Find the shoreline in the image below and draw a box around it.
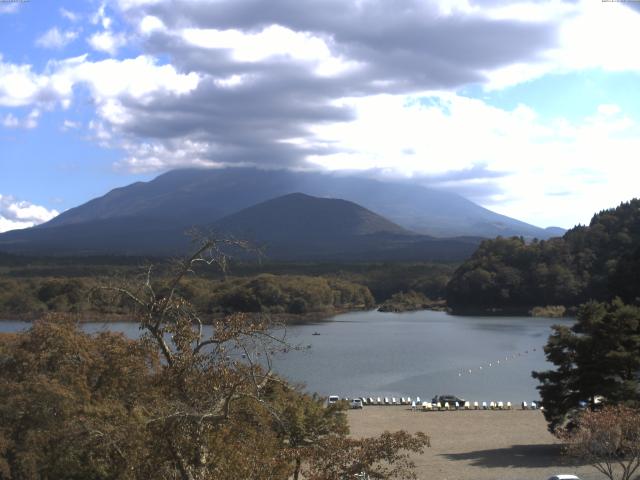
[0,304,574,324]
[0,307,368,325]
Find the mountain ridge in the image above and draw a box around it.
[0,191,482,261]
[41,167,562,239]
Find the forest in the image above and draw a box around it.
[446,199,640,313]
[0,255,454,320]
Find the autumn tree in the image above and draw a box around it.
[0,315,160,479]
[303,431,430,480]
[265,382,349,480]
[562,405,640,480]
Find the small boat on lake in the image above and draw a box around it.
[312,332,321,336]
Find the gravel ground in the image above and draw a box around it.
[347,407,602,480]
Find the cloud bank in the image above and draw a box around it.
[2,0,640,227]
[0,195,59,233]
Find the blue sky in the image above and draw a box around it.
[1,0,640,232]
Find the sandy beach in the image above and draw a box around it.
[348,407,600,480]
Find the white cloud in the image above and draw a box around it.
[0,54,199,114]
[0,195,59,233]
[68,55,200,99]
[139,15,165,35]
[117,0,163,10]
[60,7,80,22]
[62,119,81,130]
[306,92,640,228]
[0,59,60,108]
[597,104,622,116]
[181,25,357,77]
[35,27,79,49]
[92,3,110,28]
[2,113,19,128]
[114,138,215,173]
[88,30,128,55]
[557,1,640,73]
[87,3,129,55]
[2,109,40,129]
[484,0,640,89]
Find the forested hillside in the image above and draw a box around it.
[446,199,640,312]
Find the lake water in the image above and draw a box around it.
[0,310,573,404]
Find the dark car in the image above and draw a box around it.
[432,394,465,406]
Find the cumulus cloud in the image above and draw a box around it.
[0,195,59,233]
[35,27,79,49]
[88,30,128,55]
[87,3,129,55]
[0,0,572,173]
[73,0,563,172]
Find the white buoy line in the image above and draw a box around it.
[454,346,541,378]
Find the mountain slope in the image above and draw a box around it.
[0,191,482,260]
[42,168,559,239]
[215,193,411,242]
[213,193,479,261]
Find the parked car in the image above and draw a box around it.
[547,475,581,480]
[351,398,364,409]
[432,394,466,406]
[328,395,340,405]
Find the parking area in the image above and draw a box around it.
[347,407,600,480]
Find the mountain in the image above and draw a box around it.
[0,191,481,260]
[544,226,567,237]
[212,193,481,261]
[41,167,557,238]
[215,192,411,243]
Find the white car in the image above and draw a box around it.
[351,398,364,409]
[547,475,581,480]
[328,395,340,405]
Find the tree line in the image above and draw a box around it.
[0,274,375,320]
[447,199,640,312]
[0,260,456,319]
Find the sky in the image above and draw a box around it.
[1,0,640,233]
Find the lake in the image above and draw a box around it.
[0,310,573,404]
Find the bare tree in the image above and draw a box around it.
[101,237,286,480]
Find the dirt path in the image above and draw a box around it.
[347,407,600,480]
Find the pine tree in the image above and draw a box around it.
[533,299,640,432]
